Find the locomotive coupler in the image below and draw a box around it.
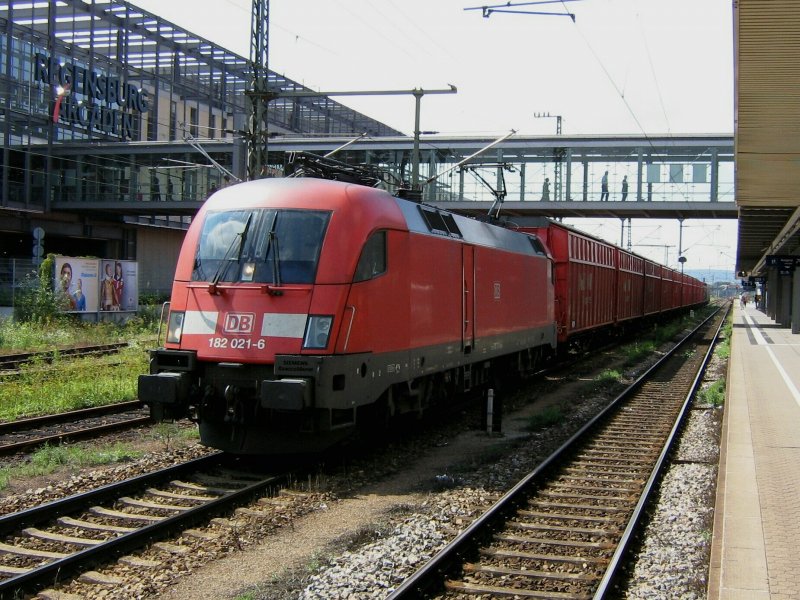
[223,384,245,424]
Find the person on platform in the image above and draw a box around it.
[600,171,609,201]
[541,177,550,201]
[621,175,629,201]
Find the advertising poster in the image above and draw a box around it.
[54,256,99,312]
[100,259,139,311]
[120,260,139,311]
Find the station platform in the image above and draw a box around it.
[709,303,800,599]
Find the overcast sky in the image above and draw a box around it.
[131,0,737,276]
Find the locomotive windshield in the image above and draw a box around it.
[192,209,331,284]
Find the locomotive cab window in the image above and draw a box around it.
[528,236,547,256]
[192,208,331,284]
[353,231,387,282]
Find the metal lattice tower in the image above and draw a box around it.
[534,112,564,201]
[247,0,270,180]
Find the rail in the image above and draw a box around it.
[0,453,286,597]
[0,342,131,372]
[0,401,151,456]
[389,304,728,598]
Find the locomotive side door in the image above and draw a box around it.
[462,245,475,352]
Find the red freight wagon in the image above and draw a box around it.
[678,272,689,308]
[661,266,676,312]
[684,273,706,307]
[643,259,661,315]
[698,277,709,304]
[672,269,683,310]
[519,220,616,343]
[616,248,645,323]
[673,269,684,309]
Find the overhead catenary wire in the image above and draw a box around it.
[464,0,580,20]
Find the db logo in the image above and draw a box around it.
[223,312,255,334]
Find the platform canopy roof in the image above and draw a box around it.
[735,0,800,275]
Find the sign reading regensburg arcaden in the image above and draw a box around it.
[34,53,149,140]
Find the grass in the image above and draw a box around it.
[715,316,733,360]
[622,340,657,365]
[0,313,159,352]
[715,336,731,360]
[526,406,564,431]
[0,442,143,491]
[615,307,716,368]
[0,345,149,421]
[698,378,725,407]
[149,422,200,451]
[651,319,687,345]
[595,369,622,385]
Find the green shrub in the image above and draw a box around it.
[699,378,725,407]
[596,369,622,385]
[139,291,170,306]
[13,270,71,324]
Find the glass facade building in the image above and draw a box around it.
[0,0,400,213]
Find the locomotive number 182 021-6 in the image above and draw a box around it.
[209,337,266,350]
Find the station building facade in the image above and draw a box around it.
[0,0,399,297]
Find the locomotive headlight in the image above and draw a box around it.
[241,261,256,282]
[166,311,185,344]
[303,315,333,349]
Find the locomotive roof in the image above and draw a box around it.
[203,177,546,258]
[395,197,544,257]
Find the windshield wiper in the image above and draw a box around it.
[208,213,253,295]
[261,211,282,288]
[269,230,281,287]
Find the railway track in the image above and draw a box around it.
[0,400,153,456]
[0,342,131,374]
[389,305,728,599]
[0,453,285,597]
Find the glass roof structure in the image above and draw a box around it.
[0,0,402,138]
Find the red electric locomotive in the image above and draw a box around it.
[139,177,557,453]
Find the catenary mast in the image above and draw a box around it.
[247,0,270,180]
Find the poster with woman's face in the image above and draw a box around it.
[100,259,139,311]
[54,257,99,312]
